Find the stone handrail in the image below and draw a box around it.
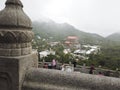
[22,68,120,90]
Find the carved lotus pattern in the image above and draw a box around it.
[0,31,33,43]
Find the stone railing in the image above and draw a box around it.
[39,62,120,78]
[22,68,120,90]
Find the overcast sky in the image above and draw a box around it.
[0,0,120,36]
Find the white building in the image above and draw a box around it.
[39,50,55,58]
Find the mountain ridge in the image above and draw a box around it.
[106,32,120,42]
[32,19,120,46]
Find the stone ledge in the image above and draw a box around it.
[22,68,120,90]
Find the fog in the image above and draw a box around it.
[0,0,120,36]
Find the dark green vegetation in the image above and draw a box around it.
[32,19,120,70]
[79,46,120,70]
[106,32,120,42]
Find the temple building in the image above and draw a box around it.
[64,36,80,49]
[0,0,120,90]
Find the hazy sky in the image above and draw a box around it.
[0,0,120,36]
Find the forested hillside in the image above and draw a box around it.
[32,20,120,70]
[106,32,120,42]
[32,20,105,45]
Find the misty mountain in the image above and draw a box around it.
[106,33,120,42]
[32,19,105,45]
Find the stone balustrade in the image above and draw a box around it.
[22,68,120,90]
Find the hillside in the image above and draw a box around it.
[32,19,105,45]
[106,32,120,42]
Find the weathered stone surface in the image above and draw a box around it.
[22,68,120,90]
[0,51,38,90]
[0,72,12,90]
[0,30,33,43]
[5,0,23,7]
[0,0,33,56]
[0,0,38,90]
[0,0,32,29]
[0,47,32,56]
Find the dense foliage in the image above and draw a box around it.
[78,46,120,70]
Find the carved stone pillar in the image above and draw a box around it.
[0,0,33,56]
[0,0,38,90]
